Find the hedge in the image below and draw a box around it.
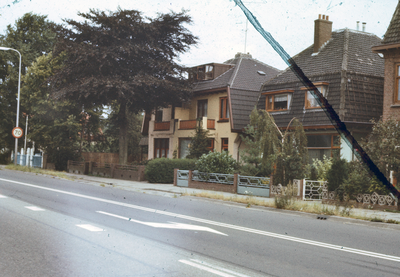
[144,158,196,183]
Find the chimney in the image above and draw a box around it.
[362,22,366,32]
[313,14,333,53]
[356,21,360,31]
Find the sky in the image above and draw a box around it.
[0,0,398,70]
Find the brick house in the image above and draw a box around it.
[372,1,400,121]
[258,15,385,162]
[141,53,280,160]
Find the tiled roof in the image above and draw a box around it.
[259,29,384,128]
[264,29,383,87]
[382,1,400,44]
[192,67,235,92]
[192,53,280,130]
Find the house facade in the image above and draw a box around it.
[372,1,400,121]
[258,15,385,163]
[142,53,280,160]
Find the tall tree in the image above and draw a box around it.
[0,13,55,159]
[49,8,197,164]
[22,53,82,170]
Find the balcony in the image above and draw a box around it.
[179,118,215,130]
[154,121,170,131]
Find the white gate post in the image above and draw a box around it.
[19,149,24,166]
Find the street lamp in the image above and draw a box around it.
[0,47,22,165]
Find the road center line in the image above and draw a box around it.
[1,177,400,263]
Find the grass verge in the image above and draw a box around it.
[4,164,74,181]
[184,190,400,224]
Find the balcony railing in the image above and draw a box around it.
[207,119,215,129]
[154,121,170,131]
[179,118,215,130]
[179,120,197,130]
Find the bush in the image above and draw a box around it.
[145,158,196,183]
[342,161,370,198]
[196,151,237,174]
[326,158,349,191]
[313,155,332,181]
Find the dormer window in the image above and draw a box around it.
[189,64,214,81]
[301,82,329,109]
[262,90,293,112]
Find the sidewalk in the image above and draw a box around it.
[63,171,400,223]
[2,165,400,224]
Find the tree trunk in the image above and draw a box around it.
[118,104,128,165]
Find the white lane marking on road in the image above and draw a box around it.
[1,177,400,263]
[189,259,250,277]
[179,259,239,277]
[25,206,45,211]
[96,211,227,236]
[0,194,7,198]
[76,224,104,232]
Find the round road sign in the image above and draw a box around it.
[12,127,23,139]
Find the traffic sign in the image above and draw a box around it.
[12,127,23,139]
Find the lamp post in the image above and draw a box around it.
[0,47,22,165]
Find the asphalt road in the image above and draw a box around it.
[1,169,400,276]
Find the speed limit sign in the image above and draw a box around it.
[12,127,23,139]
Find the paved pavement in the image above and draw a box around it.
[62,171,400,223]
[2,165,400,223]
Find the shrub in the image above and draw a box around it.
[312,155,332,181]
[196,151,237,174]
[326,158,349,191]
[342,161,370,198]
[145,158,196,183]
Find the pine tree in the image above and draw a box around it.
[186,121,210,159]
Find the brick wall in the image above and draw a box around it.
[383,52,400,121]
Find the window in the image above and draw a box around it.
[221,138,229,151]
[207,139,214,152]
[189,65,214,81]
[154,138,169,158]
[396,64,400,104]
[155,110,163,122]
[179,138,192,159]
[307,134,340,163]
[220,97,229,120]
[197,99,208,118]
[302,83,328,109]
[262,90,293,112]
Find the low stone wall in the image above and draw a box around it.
[189,179,237,193]
[113,165,145,181]
[67,161,88,175]
[68,161,146,181]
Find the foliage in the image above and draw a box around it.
[362,117,400,183]
[341,161,370,198]
[0,13,56,155]
[311,155,332,181]
[308,164,318,180]
[239,108,280,176]
[49,8,197,164]
[326,158,349,191]
[21,53,83,171]
[196,151,238,174]
[186,121,210,159]
[278,118,309,185]
[144,158,196,183]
